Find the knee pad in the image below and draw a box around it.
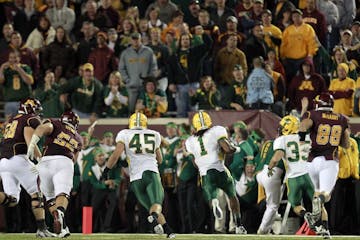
[31,192,44,209]
[1,194,18,207]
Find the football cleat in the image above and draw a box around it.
[257,228,269,235]
[315,225,331,239]
[304,212,320,231]
[147,215,164,234]
[236,225,247,234]
[36,229,56,238]
[167,233,176,238]
[211,199,223,220]
[58,226,70,238]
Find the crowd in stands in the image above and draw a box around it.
[1,0,360,235]
[1,0,360,120]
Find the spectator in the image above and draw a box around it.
[214,33,247,96]
[148,27,170,92]
[46,0,75,34]
[138,18,150,45]
[326,0,355,51]
[240,0,264,36]
[59,63,103,121]
[209,0,236,33]
[0,50,34,119]
[273,0,296,24]
[88,31,118,83]
[185,0,200,29]
[287,58,326,113]
[329,63,356,116]
[168,32,212,117]
[135,76,167,118]
[124,6,140,27]
[302,0,327,46]
[265,48,286,80]
[88,147,120,233]
[245,57,273,110]
[34,70,64,117]
[244,21,269,68]
[264,63,286,116]
[146,6,167,30]
[42,26,75,78]
[73,0,112,37]
[189,75,221,110]
[119,32,158,113]
[261,10,282,58]
[0,24,14,53]
[330,46,358,80]
[25,15,56,56]
[107,28,121,58]
[103,71,129,117]
[338,29,359,65]
[216,16,245,54]
[280,9,318,85]
[275,6,293,31]
[197,9,220,44]
[0,32,39,80]
[235,0,253,20]
[222,64,247,111]
[161,10,186,43]
[145,0,178,24]
[316,0,339,50]
[76,21,97,65]
[351,21,360,45]
[117,17,137,54]
[4,0,23,24]
[13,0,40,40]
[99,131,115,154]
[97,0,120,29]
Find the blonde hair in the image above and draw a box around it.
[109,71,124,88]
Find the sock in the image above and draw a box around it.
[322,220,328,229]
[318,194,325,204]
[162,222,173,235]
[233,212,242,226]
[57,206,65,213]
[299,210,306,218]
[36,219,46,230]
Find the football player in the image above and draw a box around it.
[267,115,314,229]
[27,111,83,238]
[299,93,350,239]
[185,110,247,234]
[0,98,55,237]
[101,112,175,238]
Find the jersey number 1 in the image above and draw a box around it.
[198,136,208,156]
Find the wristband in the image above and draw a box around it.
[299,131,306,141]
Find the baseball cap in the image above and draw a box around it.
[342,29,353,37]
[166,122,177,129]
[227,16,238,24]
[131,32,141,39]
[254,0,263,4]
[292,9,303,16]
[103,131,113,138]
[261,9,272,16]
[83,63,94,72]
[189,0,199,5]
[352,21,360,27]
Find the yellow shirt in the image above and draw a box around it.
[338,138,359,179]
[263,24,282,57]
[329,77,356,116]
[280,23,318,59]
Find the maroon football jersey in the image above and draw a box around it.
[43,119,82,160]
[0,114,41,159]
[302,110,348,161]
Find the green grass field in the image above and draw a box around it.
[0,234,359,240]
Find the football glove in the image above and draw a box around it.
[267,167,274,177]
[100,167,110,181]
[27,135,40,161]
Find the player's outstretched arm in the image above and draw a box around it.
[155,148,163,165]
[267,150,284,177]
[26,122,54,160]
[106,142,125,170]
[299,118,313,142]
[219,138,240,154]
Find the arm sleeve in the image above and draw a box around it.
[115,130,126,144]
[119,52,130,84]
[273,136,285,152]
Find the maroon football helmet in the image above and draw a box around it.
[18,98,43,115]
[61,111,80,129]
[314,92,334,111]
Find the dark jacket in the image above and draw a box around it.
[244,35,269,67]
[168,33,213,85]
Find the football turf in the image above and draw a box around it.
[0,234,358,240]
